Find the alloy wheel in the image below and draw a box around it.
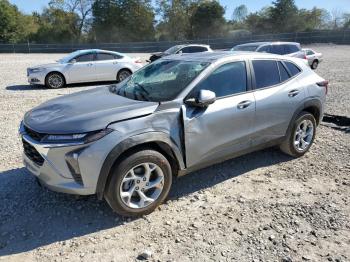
[119,162,164,209]
[293,119,314,152]
[48,74,63,88]
[118,71,131,82]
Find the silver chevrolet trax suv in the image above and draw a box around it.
[20,51,328,216]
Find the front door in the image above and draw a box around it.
[182,61,256,168]
[66,52,96,83]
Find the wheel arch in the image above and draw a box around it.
[45,71,67,85]
[96,132,185,200]
[286,99,322,138]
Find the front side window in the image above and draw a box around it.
[114,59,209,102]
[164,45,183,54]
[191,61,247,98]
[75,53,94,62]
[257,45,271,53]
[253,60,280,89]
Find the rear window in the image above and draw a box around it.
[253,60,280,89]
[284,61,301,76]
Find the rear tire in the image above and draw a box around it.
[105,149,172,217]
[45,72,65,89]
[280,111,316,157]
[311,60,318,70]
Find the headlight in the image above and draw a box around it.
[29,68,44,74]
[42,128,113,144]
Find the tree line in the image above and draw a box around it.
[0,0,349,44]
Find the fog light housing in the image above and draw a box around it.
[65,149,84,185]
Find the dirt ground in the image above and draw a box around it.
[0,45,349,262]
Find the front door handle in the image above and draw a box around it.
[87,63,93,66]
[237,100,252,109]
[288,90,299,97]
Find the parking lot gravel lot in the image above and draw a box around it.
[0,45,349,262]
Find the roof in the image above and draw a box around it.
[163,50,284,63]
[235,41,300,47]
[73,49,126,56]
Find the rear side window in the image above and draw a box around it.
[278,61,290,82]
[285,44,300,54]
[193,61,247,97]
[253,60,280,89]
[96,53,116,61]
[284,61,301,76]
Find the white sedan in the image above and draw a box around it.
[27,49,144,88]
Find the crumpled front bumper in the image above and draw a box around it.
[19,122,121,196]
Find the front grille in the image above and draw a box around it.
[22,139,45,166]
[24,125,46,141]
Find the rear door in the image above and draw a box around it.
[95,52,122,81]
[66,52,96,83]
[250,59,306,146]
[183,61,256,168]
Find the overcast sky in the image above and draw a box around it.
[10,0,350,19]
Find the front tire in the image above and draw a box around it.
[311,60,318,70]
[105,149,172,217]
[280,111,316,157]
[117,69,132,82]
[45,72,65,89]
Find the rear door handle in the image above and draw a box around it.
[288,90,299,97]
[237,100,252,109]
[87,63,93,66]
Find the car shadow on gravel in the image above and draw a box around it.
[322,113,350,133]
[6,81,117,91]
[6,85,47,91]
[0,148,292,256]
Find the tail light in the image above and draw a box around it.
[317,80,329,95]
[303,54,307,60]
[134,59,143,64]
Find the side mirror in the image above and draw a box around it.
[177,50,183,55]
[186,89,216,107]
[69,59,76,64]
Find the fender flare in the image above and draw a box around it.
[286,98,322,137]
[96,132,185,199]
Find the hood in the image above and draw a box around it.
[151,52,165,57]
[29,63,61,70]
[24,86,159,134]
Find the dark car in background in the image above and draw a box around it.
[148,44,212,62]
[232,42,308,62]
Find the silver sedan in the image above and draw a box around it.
[303,48,323,69]
[27,49,144,88]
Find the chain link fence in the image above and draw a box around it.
[0,30,349,53]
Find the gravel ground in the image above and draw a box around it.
[0,45,349,262]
